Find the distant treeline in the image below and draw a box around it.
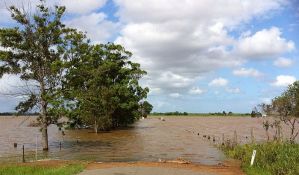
[151,111,189,116]
[150,111,251,116]
[0,112,39,116]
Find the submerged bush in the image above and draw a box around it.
[221,142,299,175]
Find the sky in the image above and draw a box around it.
[0,0,299,113]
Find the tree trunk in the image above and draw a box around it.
[94,120,98,134]
[41,122,48,150]
[40,81,49,150]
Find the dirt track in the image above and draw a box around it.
[80,161,244,175]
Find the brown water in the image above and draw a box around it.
[0,116,296,164]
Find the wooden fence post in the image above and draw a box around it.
[251,128,255,143]
[234,130,238,145]
[22,145,25,163]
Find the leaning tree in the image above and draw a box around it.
[0,1,85,150]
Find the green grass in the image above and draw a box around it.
[0,162,84,175]
[221,142,299,175]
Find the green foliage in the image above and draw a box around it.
[140,101,153,117]
[64,43,149,131]
[271,81,299,119]
[0,163,84,175]
[221,142,299,175]
[261,81,299,142]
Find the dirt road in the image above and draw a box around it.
[79,161,244,175]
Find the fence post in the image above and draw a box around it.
[22,145,25,163]
[251,128,255,143]
[35,135,38,161]
[59,142,62,150]
[222,133,225,145]
[234,130,238,145]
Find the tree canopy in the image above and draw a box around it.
[140,101,153,118]
[65,43,149,132]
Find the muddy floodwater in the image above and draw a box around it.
[0,116,295,164]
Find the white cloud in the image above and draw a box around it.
[145,71,196,93]
[189,87,204,95]
[169,93,181,98]
[233,68,262,77]
[237,27,295,58]
[1,0,294,102]
[226,87,241,94]
[65,13,119,43]
[0,74,24,94]
[0,9,10,25]
[115,0,287,94]
[0,0,108,25]
[0,0,43,25]
[260,98,272,104]
[148,87,161,95]
[273,57,294,67]
[115,0,286,24]
[272,75,296,87]
[60,0,107,14]
[209,77,228,87]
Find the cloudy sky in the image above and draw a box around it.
[0,0,299,113]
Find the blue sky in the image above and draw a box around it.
[0,0,299,113]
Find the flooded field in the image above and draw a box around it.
[0,116,296,164]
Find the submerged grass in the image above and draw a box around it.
[0,161,84,175]
[221,142,299,175]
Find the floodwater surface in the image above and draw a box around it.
[0,116,295,164]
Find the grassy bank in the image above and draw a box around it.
[0,161,85,175]
[221,142,299,175]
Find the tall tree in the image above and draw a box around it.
[0,1,84,150]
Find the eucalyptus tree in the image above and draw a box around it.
[0,1,85,150]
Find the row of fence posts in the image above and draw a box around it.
[201,128,257,166]
[14,140,64,163]
[200,127,256,145]
[16,136,83,163]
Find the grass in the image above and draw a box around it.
[221,142,299,175]
[0,161,85,175]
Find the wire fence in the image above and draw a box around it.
[0,141,74,163]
